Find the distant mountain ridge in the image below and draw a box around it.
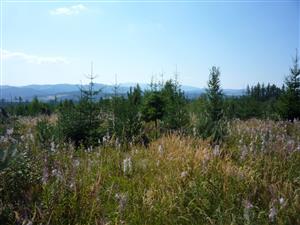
[0,83,245,101]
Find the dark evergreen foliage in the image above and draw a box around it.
[160,79,188,132]
[141,90,165,138]
[278,50,300,120]
[57,69,103,147]
[206,67,224,122]
[196,66,226,144]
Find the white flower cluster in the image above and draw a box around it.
[123,157,132,174]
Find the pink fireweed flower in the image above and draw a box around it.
[243,200,253,223]
[269,206,277,222]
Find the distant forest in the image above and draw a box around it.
[1,51,299,147]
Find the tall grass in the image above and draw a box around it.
[1,117,300,224]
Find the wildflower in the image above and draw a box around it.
[52,169,63,181]
[261,139,266,151]
[123,157,132,174]
[50,141,56,152]
[103,133,110,145]
[279,197,285,206]
[0,136,6,142]
[117,143,121,150]
[269,206,277,222]
[115,138,121,149]
[73,159,80,167]
[193,127,197,136]
[243,200,253,223]
[42,167,49,185]
[102,136,107,144]
[213,145,220,156]
[249,142,254,152]
[244,200,253,209]
[6,128,13,136]
[240,145,247,160]
[158,144,164,155]
[286,139,295,152]
[115,193,128,213]
[180,171,188,179]
[69,182,75,189]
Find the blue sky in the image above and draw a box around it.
[1,0,299,88]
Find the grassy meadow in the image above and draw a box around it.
[1,116,300,225]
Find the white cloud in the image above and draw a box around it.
[1,49,69,64]
[50,4,87,16]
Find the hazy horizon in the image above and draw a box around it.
[1,0,299,88]
[0,80,256,90]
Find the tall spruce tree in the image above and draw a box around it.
[57,63,102,146]
[80,63,101,129]
[206,66,223,122]
[199,66,226,144]
[279,50,300,120]
[125,85,143,144]
[161,79,188,132]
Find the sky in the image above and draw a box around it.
[1,0,299,88]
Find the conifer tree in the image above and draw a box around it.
[161,79,188,132]
[78,63,102,145]
[141,90,165,138]
[125,84,143,143]
[206,66,223,122]
[199,66,226,144]
[279,50,300,120]
[57,63,102,146]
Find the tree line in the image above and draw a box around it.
[1,51,299,147]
